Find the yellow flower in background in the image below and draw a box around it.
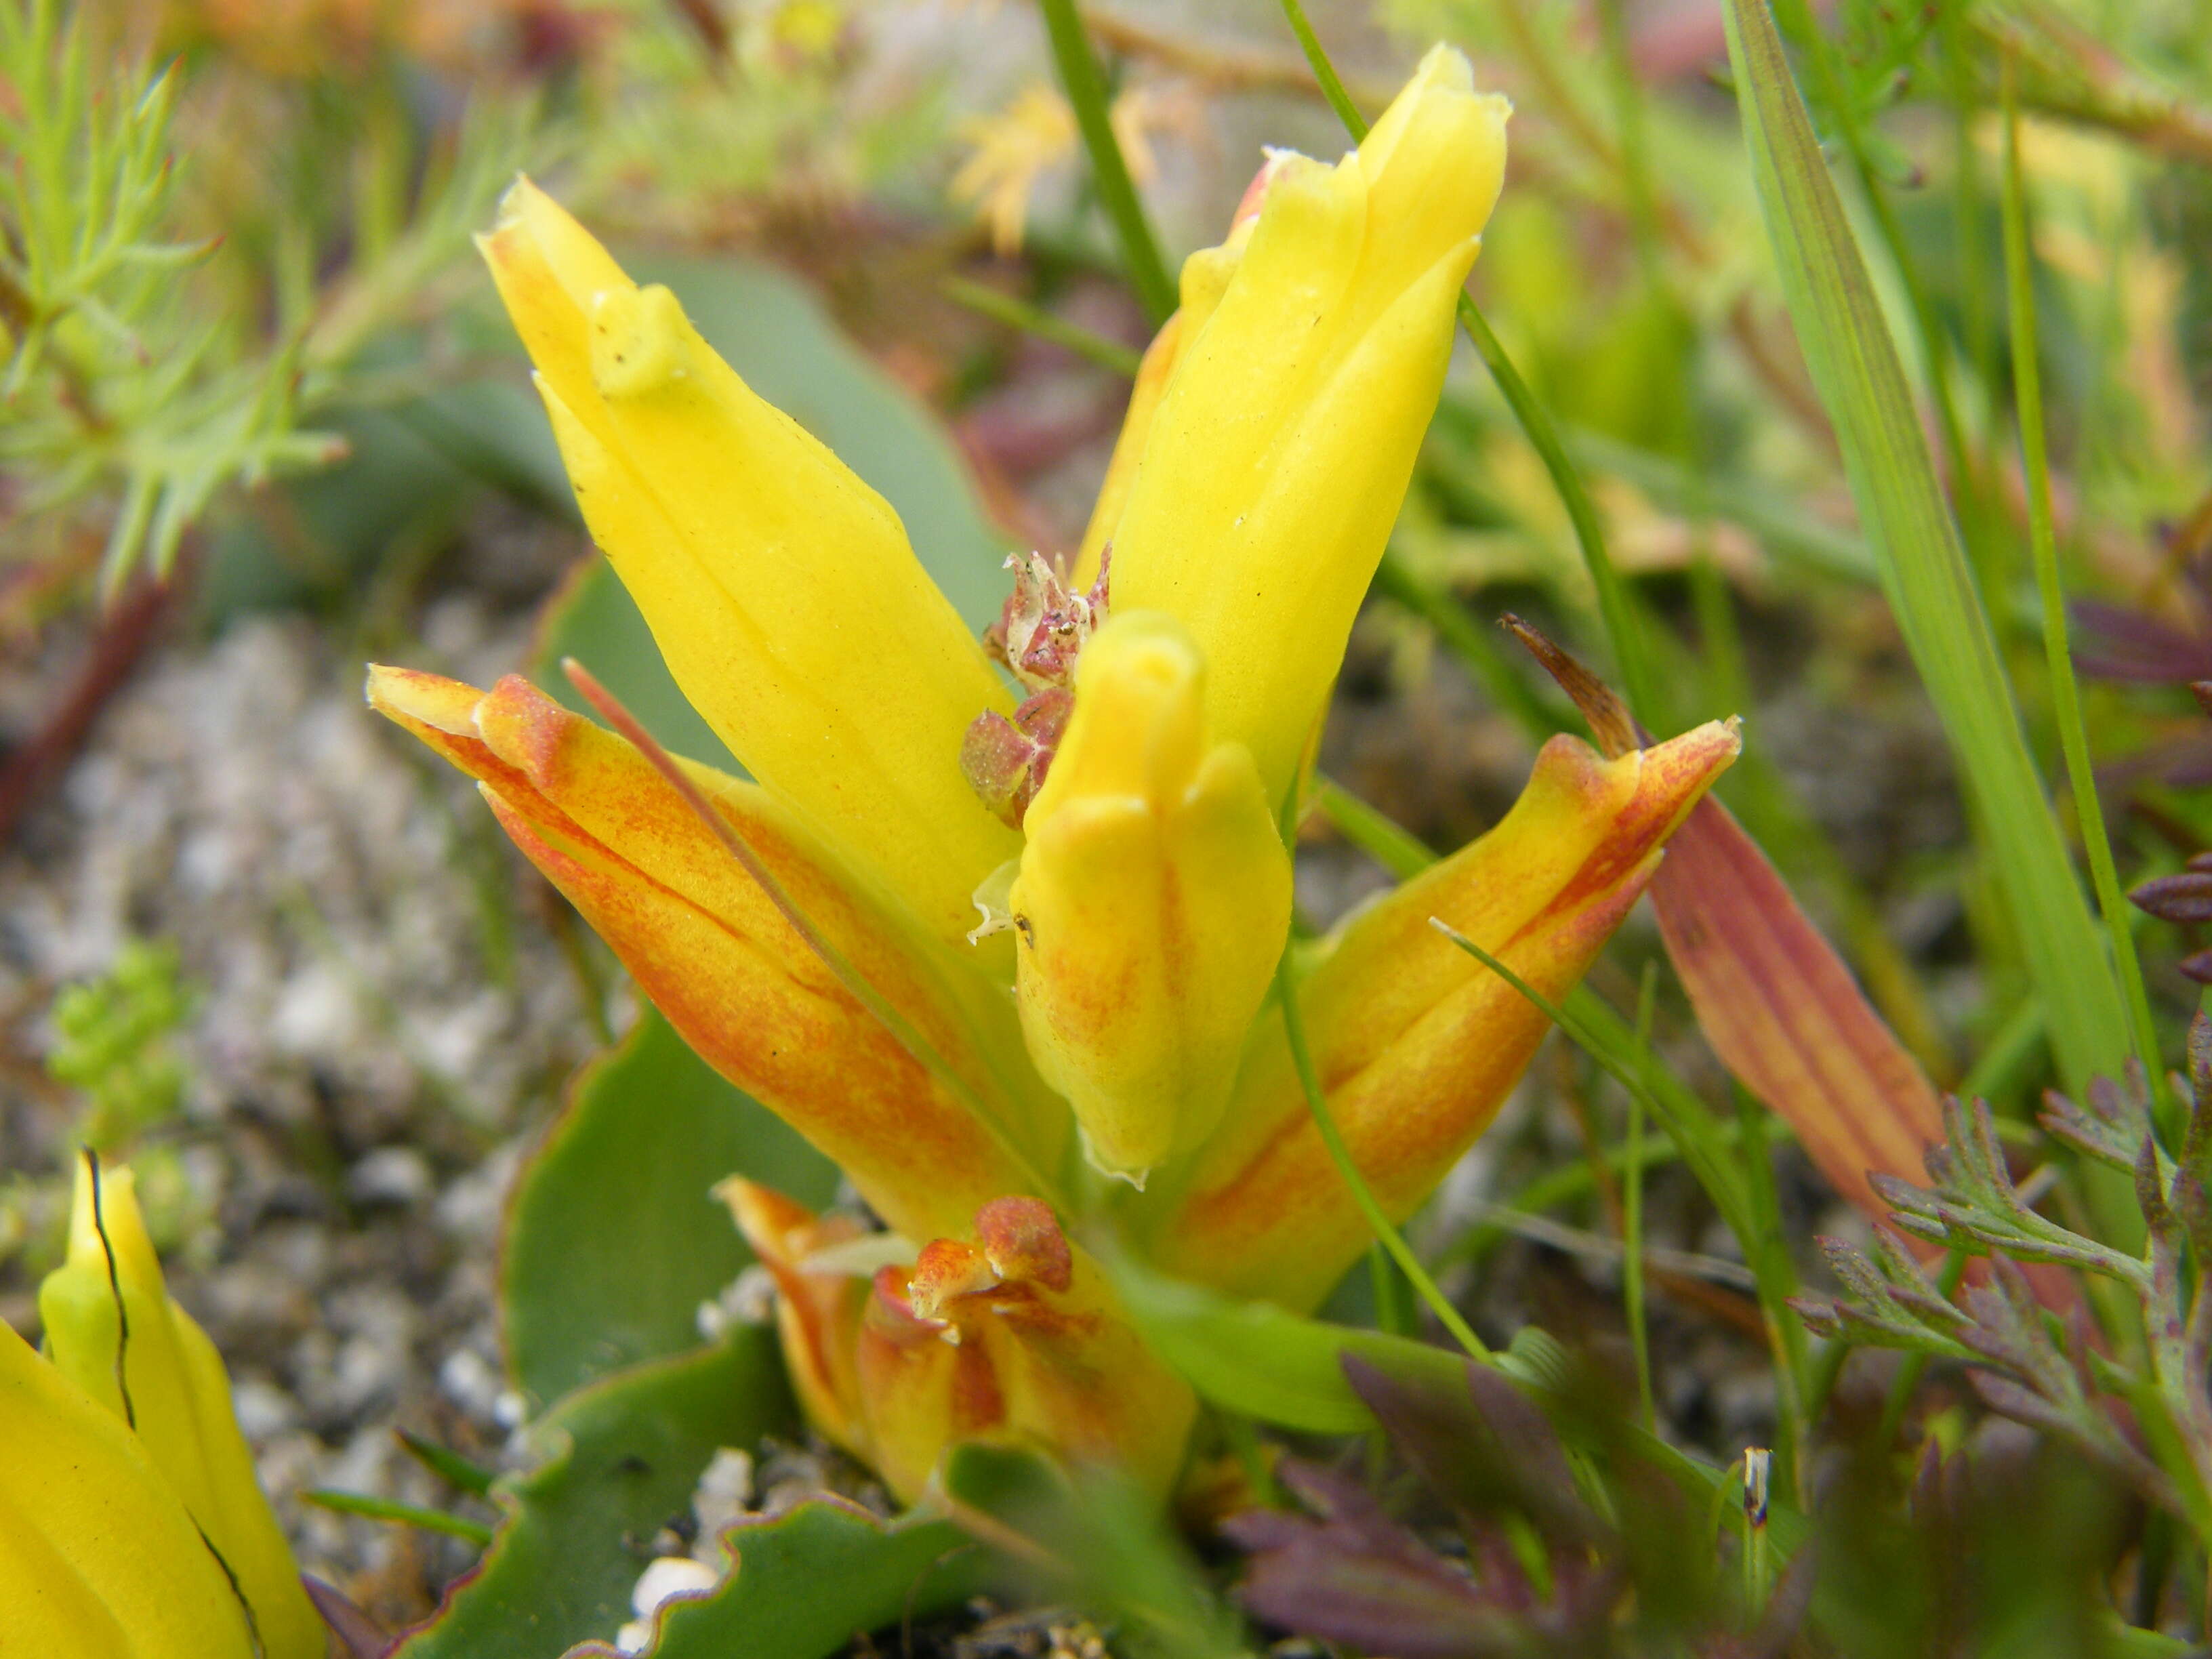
[375,46,1740,1504]
[5,1153,318,1658]
[948,79,1201,256]
[951,83,1080,255]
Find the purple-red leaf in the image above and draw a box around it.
[304,1574,390,1659]
[1340,1355,1601,1547]
[1225,1462,1515,1659]
[1502,615,1944,1221]
[1650,796,1945,1218]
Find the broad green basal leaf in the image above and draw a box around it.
[505,1008,838,1410]
[567,1499,988,1659]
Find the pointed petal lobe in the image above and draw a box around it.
[481,180,1019,942]
[1156,722,1739,1308]
[369,665,1059,1243]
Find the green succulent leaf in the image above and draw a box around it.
[392,1335,795,1659]
[1109,1252,1465,1435]
[567,1498,990,1659]
[505,1008,838,1409]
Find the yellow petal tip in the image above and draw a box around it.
[588,283,692,398]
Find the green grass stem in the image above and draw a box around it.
[305,1489,494,1547]
[1038,0,1177,324]
[1999,59,2168,1112]
[941,275,1143,377]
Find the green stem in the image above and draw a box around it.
[396,1429,498,1498]
[1626,965,1658,1431]
[1371,551,1568,739]
[1311,773,1441,879]
[1038,0,1178,324]
[1369,1242,1418,1337]
[1773,0,1990,611]
[1277,0,1364,132]
[1274,941,1490,1359]
[1451,289,1660,722]
[941,275,1143,376]
[1999,60,2169,1114]
[304,1490,494,1547]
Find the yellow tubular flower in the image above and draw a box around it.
[480,179,1020,944]
[1107,45,1509,806]
[1,1314,258,1658]
[1008,613,1290,1182]
[1155,722,1740,1309]
[37,1155,323,1659]
[367,665,1060,1243]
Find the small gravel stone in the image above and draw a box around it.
[348,1146,434,1209]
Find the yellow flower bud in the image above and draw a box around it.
[1007,613,1291,1183]
[37,1154,324,1659]
[0,1311,258,1657]
[479,178,1020,945]
[1106,45,1510,806]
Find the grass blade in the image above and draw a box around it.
[940,275,1143,377]
[1718,0,2130,1097]
[1039,0,1176,324]
[304,1489,494,1547]
[1999,57,2167,1106]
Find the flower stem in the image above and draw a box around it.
[1038,0,1178,324]
[941,274,1143,375]
[1273,939,1490,1360]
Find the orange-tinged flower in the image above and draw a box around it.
[367,665,1062,1244]
[1151,722,1742,1309]
[729,1183,1195,1505]
[375,44,1738,1504]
